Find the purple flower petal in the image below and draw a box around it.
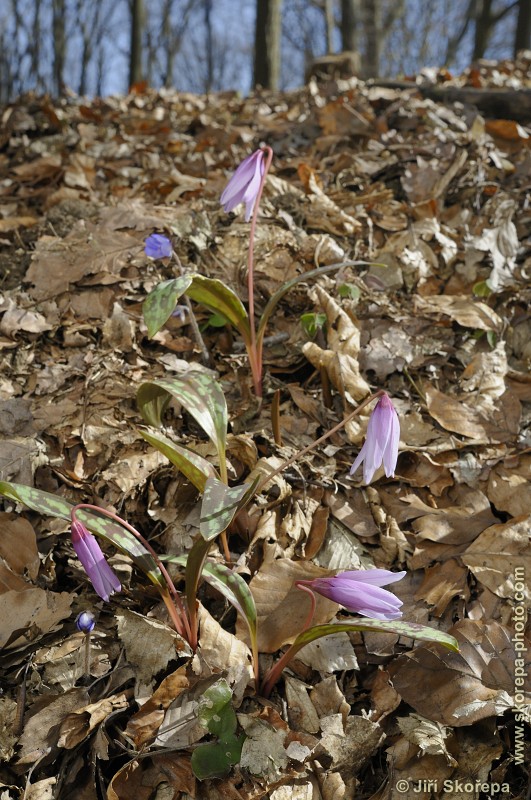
[307,569,405,621]
[350,393,400,484]
[220,149,265,220]
[71,520,121,602]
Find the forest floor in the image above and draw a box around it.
[0,53,530,800]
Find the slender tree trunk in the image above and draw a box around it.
[324,0,335,53]
[129,0,144,89]
[204,0,214,91]
[254,0,283,89]
[473,0,493,59]
[514,0,531,54]
[340,0,361,51]
[52,0,66,94]
[361,0,382,78]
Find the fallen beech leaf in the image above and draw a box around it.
[389,620,529,726]
[424,386,486,440]
[461,515,531,602]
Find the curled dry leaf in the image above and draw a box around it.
[389,619,529,726]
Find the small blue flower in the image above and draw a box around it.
[76,610,96,633]
[144,233,172,259]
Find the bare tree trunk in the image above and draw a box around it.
[514,0,531,54]
[52,0,66,94]
[361,0,382,78]
[340,0,361,51]
[473,0,493,59]
[129,0,144,89]
[204,0,214,91]
[254,0,283,89]
[324,0,335,53]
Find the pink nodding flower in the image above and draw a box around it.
[220,149,265,222]
[305,569,406,620]
[350,393,400,484]
[71,520,121,602]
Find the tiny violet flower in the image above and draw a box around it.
[144,233,172,259]
[350,393,400,484]
[76,610,96,633]
[71,520,121,602]
[305,569,406,620]
[220,149,265,222]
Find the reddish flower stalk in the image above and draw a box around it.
[220,146,273,396]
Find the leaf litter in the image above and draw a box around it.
[0,53,530,799]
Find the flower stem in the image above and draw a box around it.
[259,582,317,697]
[247,145,273,397]
[255,390,384,495]
[171,249,210,366]
[71,504,193,644]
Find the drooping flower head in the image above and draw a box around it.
[350,393,400,484]
[76,610,96,633]
[71,520,121,603]
[304,569,406,620]
[144,233,172,259]
[220,149,265,222]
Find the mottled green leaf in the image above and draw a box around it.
[191,679,244,779]
[137,373,227,464]
[199,476,259,541]
[197,679,235,737]
[185,275,251,345]
[292,620,459,655]
[143,275,193,337]
[0,481,164,588]
[138,426,218,492]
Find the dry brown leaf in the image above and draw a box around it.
[389,619,529,726]
[414,559,469,616]
[461,515,531,602]
[107,753,195,800]
[0,588,73,650]
[17,688,89,765]
[116,609,191,699]
[414,295,503,332]
[424,385,488,440]
[196,603,253,701]
[487,455,531,516]
[125,665,189,748]
[57,692,131,749]
[0,512,40,580]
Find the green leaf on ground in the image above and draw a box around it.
[199,475,259,541]
[143,275,193,337]
[137,373,227,464]
[138,426,218,492]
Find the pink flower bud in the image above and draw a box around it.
[71,520,121,602]
[220,149,265,222]
[350,393,400,484]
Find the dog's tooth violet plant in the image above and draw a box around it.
[141,146,375,397]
